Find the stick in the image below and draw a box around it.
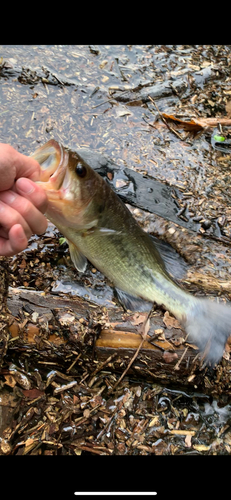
[148,96,184,140]
[107,307,153,395]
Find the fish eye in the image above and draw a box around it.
[75,163,87,178]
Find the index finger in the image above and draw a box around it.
[0,144,42,191]
[14,149,42,182]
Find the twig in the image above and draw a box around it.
[66,353,82,373]
[107,336,146,395]
[107,306,153,395]
[88,353,118,384]
[96,407,117,440]
[97,390,131,440]
[92,98,116,109]
[148,95,184,140]
[50,73,64,86]
[115,58,129,82]
[142,116,158,130]
[149,341,166,352]
[174,346,188,371]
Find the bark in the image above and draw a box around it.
[6,286,231,396]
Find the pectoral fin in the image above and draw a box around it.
[82,227,122,237]
[67,240,87,273]
[98,228,122,235]
[114,288,153,312]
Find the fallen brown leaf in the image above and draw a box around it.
[162,113,203,131]
[163,311,181,329]
[131,313,148,326]
[22,388,44,400]
[4,375,16,388]
[162,112,231,131]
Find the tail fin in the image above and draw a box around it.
[184,298,231,365]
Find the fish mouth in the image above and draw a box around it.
[32,139,69,201]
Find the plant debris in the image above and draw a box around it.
[161,112,231,133]
[1,45,231,456]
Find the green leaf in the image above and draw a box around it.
[213,135,226,142]
[59,237,67,246]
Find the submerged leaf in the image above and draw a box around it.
[162,112,231,131]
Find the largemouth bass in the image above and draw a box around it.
[32,139,231,365]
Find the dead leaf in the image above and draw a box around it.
[4,374,16,388]
[22,388,44,400]
[162,112,231,131]
[19,259,27,268]
[59,313,75,326]
[131,313,148,326]
[162,113,203,131]
[154,328,164,335]
[163,311,181,329]
[156,331,166,341]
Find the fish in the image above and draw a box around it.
[32,139,231,365]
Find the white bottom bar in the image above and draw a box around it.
[74,493,157,496]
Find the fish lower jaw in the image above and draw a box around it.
[36,181,62,197]
[45,187,73,203]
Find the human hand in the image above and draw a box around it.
[0,143,48,256]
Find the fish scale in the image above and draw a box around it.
[33,139,231,365]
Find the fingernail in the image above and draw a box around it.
[17,178,35,195]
